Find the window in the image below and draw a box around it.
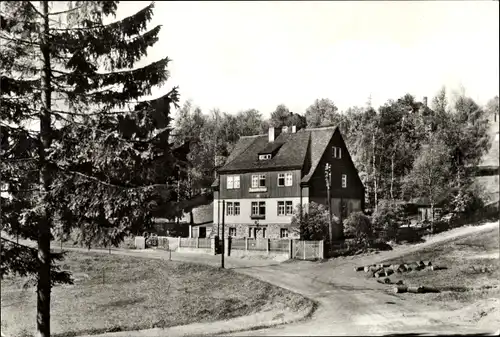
[226,175,240,189]
[262,228,266,238]
[277,201,285,215]
[234,202,240,215]
[333,146,342,159]
[278,173,285,186]
[278,201,294,216]
[278,173,293,187]
[227,202,234,216]
[229,227,236,236]
[251,201,266,218]
[252,174,266,188]
[259,154,271,160]
[280,228,289,238]
[341,174,347,188]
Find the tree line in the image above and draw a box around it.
[174,94,498,216]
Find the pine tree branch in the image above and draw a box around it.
[49,2,154,32]
[47,5,84,16]
[0,236,37,251]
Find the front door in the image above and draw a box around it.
[199,227,206,238]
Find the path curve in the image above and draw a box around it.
[13,221,497,336]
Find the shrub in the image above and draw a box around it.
[291,202,336,240]
[344,211,373,247]
[371,199,408,242]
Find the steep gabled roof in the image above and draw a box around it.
[300,127,337,183]
[218,131,310,173]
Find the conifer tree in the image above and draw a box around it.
[1,2,183,336]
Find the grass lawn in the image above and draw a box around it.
[1,251,312,337]
[381,227,500,327]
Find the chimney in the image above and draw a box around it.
[291,125,297,133]
[268,127,282,142]
[423,96,428,107]
[268,127,275,142]
[282,126,289,133]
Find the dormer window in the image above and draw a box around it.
[259,154,272,160]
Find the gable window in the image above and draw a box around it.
[226,175,240,189]
[227,202,234,216]
[252,174,266,188]
[259,154,272,160]
[280,228,289,238]
[333,146,342,159]
[341,174,347,188]
[234,202,240,215]
[229,227,237,236]
[251,201,266,218]
[285,173,293,186]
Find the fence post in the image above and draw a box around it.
[245,237,248,252]
[319,240,324,259]
[289,239,293,259]
[303,241,306,260]
[178,236,181,248]
[196,237,199,248]
[266,238,270,254]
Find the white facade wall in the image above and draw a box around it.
[213,197,309,225]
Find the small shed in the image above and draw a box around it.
[184,203,214,238]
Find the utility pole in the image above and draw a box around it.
[324,163,333,243]
[221,200,225,269]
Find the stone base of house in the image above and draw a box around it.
[209,223,299,239]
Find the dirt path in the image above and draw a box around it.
[5,222,498,336]
[228,221,499,336]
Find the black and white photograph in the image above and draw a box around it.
[1,1,499,336]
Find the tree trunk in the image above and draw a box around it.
[390,153,395,201]
[430,202,435,234]
[37,2,52,337]
[372,132,378,211]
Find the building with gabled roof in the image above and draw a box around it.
[211,125,365,240]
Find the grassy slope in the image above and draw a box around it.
[381,228,499,326]
[1,252,312,337]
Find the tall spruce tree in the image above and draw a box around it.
[0,2,184,336]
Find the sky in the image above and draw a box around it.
[115,1,499,118]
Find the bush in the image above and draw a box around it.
[344,211,373,247]
[291,202,337,240]
[371,200,408,242]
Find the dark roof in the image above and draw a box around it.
[181,202,213,225]
[218,131,311,173]
[216,126,338,185]
[258,141,284,155]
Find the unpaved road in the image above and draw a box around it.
[4,221,498,336]
[228,221,500,336]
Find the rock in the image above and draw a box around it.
[384,277,391,284]
[423,261,432,266]
[385,269,394,276]
[355,266,364,272]
[396,280,404,285]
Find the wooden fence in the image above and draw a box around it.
[136,236,324,260]
[292,240,324,260]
